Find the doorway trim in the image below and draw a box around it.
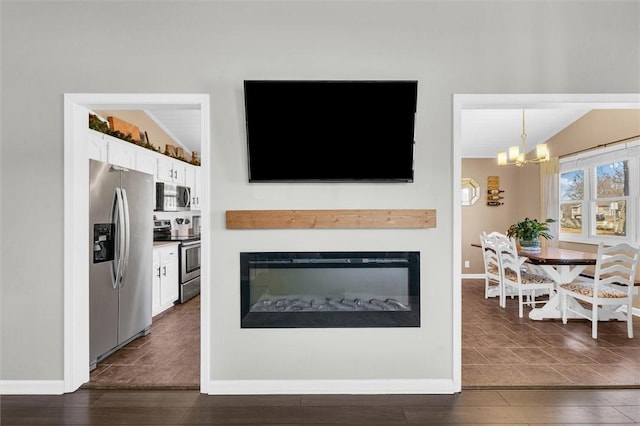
[63,93,211,393]
[453,93,640,392]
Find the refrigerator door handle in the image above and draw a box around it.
[119,188,131,287]
[111,188,126,289]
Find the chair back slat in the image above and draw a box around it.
[495,236,554,317]
[560,241,639,338]
[593,242,640,299]
[479,231,510,300]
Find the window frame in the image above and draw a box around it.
[559,139,640,246]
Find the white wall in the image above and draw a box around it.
[1,1,639,387]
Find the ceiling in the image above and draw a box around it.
[145,108,202,155]
[460,109,591,159]
[145,107,592,160]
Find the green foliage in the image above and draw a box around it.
[506,217,556,241]
[88,114,109,133]
[89,114,164,156]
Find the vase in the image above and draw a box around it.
[519,238,541,252]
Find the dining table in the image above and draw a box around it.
[473,243,636,321]
[520,247,599,320]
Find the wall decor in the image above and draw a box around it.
[461,178,480,206]
[486,176,504,206]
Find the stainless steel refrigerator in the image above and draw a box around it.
[89,159,153,369]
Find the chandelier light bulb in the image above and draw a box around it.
[497,109,550,166]
[497,151,507,165]
[536,143,549,160]
[508,145,520,161]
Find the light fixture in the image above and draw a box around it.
[497,109,550,166]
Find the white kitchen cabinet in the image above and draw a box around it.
[185,164,202,210]
[89,129,198,188]
[88,129,156,176]
[152,244,179,317]
[87,130,107,161]
[156,156,186,185]
[135,148,158,176]
[107,136,138,170]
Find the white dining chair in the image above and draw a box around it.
[479,232,504,300]
[559,242,640,339]
[498,237,556,318]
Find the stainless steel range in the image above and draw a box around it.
[153,220,201,303]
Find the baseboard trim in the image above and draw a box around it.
[207,379,455,395]
[0,380,65,395]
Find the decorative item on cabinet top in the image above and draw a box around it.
[88,113,201,166]
[486,175,504,207]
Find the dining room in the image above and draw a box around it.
[460,106,640,388]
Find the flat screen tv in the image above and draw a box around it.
[244,80,418,182]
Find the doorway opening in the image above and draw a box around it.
[63,94,210,393]
[453,94,640,390]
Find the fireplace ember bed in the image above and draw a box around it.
[240,251,420,328]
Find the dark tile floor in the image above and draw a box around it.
[85,295,200,389]
[463,278,640,388]
[85,281,640,390]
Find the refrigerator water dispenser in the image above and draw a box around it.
[93,223,115,263]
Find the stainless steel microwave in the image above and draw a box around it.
[155,182,190,211]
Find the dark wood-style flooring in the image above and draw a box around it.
[3,388,640,424]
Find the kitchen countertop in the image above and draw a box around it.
[153,234,201,246]
[153,240,181,248]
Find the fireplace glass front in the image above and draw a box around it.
[240,251,420,328]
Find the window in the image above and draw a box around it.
[594,161,628,237]
[560,169,585,236]
[559,140,639,245]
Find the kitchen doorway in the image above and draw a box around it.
[63,94,211,393]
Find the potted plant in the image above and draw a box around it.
[506,217,555,252]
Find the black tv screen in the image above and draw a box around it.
[244,80,417,182]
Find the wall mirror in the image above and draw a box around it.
[461,177,480,206]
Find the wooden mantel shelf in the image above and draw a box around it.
[225,209,437,229]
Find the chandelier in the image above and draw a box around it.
[497,109,549,166]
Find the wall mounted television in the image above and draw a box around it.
[243,80,418,183]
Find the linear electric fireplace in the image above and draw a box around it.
[240,251,420,328]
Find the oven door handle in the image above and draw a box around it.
[180,240,201,247]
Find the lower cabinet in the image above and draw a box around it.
[152,244,180,317]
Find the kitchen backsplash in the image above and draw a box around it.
[153,211,200,235]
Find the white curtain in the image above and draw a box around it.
[540,157,560,247]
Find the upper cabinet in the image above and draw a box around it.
[88,129,156,175]
[87,130,108,161]
[108,137,138,170]
[88,128,201,204]
[185,165,202,210]
[135,147,158,176]
[156,156,186,185]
